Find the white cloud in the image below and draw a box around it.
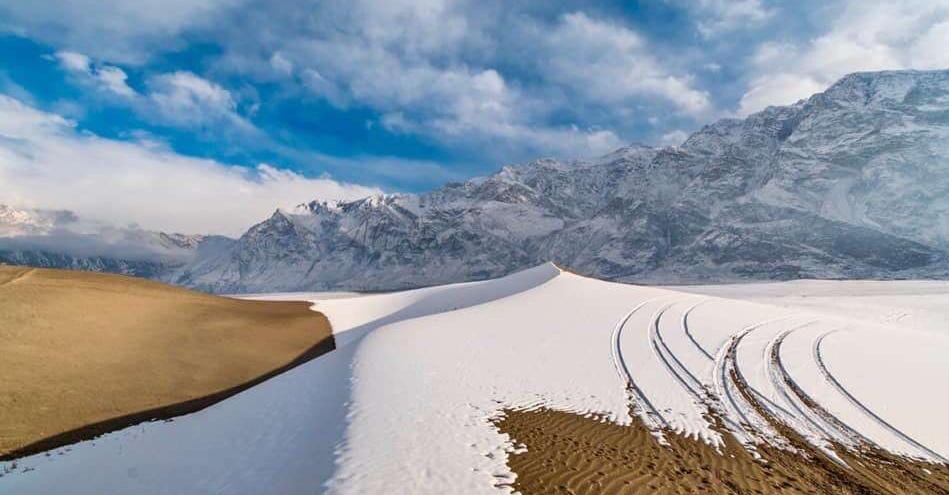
[224,2,703,159]
[14,2,727,165]
[537,12,711,116]
[378,68,626,159]
[55,50,255,133]
[148,72,233,112]
[688,0,774,37]
[659,129,690,147]
[145,71,249,129]
[54,51,91,72]
[739,0,949,115]
[11,2,718,161]
[739,73,825,116]
[96,66,137,97]
[0,94,379,235]
[0,0,243,64]
[269,52,293,76]
[55,51,136,97]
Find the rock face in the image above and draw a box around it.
[164,70,949,293]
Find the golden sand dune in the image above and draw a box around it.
[0,265,332,460]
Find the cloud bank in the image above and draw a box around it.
[0,0,243,64]
[0,95,379,235]
[206,1,713,159]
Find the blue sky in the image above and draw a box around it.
[0,0,947,234]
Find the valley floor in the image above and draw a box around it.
[1,264,946,494]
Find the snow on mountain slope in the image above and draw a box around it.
[3,266,946,494]
[0,205,65,236]
[166,69,949,294]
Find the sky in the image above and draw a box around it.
[1,0,948,235]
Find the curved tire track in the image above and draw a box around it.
[767,326,843,445]
[650,303,709,401]
[772,327,922,461]
[615,296,946,463]
[734,320,816,421]
[681,300,714,361]
[812,331,947,462]
[713,315,797,434]
[610,297,670,429]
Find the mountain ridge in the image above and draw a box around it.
[163,69,949,293]
[0,205,232,278]
[3,69,947,292]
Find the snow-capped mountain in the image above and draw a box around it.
[0,205,233,278]
[165,69,949,293]
[0,205,75,237]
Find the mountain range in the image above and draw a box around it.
[3,69,948,292]
[0,204,228,279]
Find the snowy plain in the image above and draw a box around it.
[1,265,946,493]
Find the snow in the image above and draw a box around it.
[2,266,947,494]
[324,269,644,493]
[677,278,949,460]
[780,325,949,460]
[673,279,949,334]
[0,205,47,236]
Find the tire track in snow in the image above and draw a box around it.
[812,331,947,462]
[763,324,844,447]
[769,325,937,464]
[681,300,714,361]
[610,297,670,429]
[771,328,875,459]
[714,315,797,435]
[759,324,822,423]
[735,320,817,422]
[650,303,708,401]
[720,322,855,467]
[615,297,945,462]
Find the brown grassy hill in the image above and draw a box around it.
[0,265,333,460]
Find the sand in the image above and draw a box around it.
[496,406,949,494]
[0,265,333,460]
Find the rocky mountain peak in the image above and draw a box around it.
[158,70,949,292]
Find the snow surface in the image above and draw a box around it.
[2,265,947,494]
[673,279,949,334]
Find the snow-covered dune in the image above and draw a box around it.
[2,265,946,493]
